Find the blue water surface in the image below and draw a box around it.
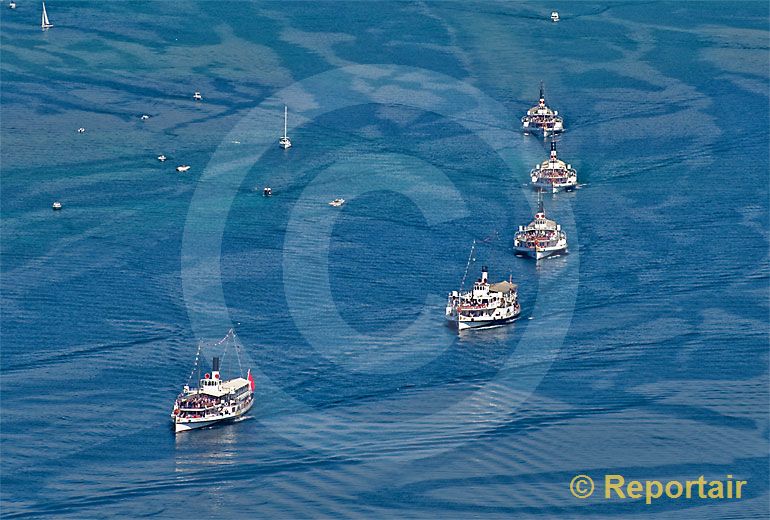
[2,1,768,518]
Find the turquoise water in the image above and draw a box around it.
[2,1,768,518]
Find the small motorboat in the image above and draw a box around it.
[176,165,191,173]
[328,198,345,207]
[157,154,167,162]
[263,187,273,197]
[9,2,17,9]
[140,114,151,120]
[551,11,560,22]
[77,127,85,133]
[193,91,202,101]
[52,201,62,210]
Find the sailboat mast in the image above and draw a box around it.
[41,1,52,29]
[283,106,288,139]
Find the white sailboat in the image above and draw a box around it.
[279,105,291,149]
[41,1,53,29]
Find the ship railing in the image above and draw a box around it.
[458,304,495,311]
[178,396,221,410]
[519,240,559,248]
[517,233,558,240]
[536,169,572,178]
[179,404,218,412]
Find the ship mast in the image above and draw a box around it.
[196,341,202,391]
[459,240,476,292]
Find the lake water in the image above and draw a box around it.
[2,1,768,518]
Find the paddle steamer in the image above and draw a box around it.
[521,82,564,137]
[513,196,568,260]
[530,140,577,192]
[172,333,255,433]
[446,264,521,331]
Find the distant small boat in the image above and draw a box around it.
[9,1,17,9]
[279,105,291,149]
[52,201,62,210]
[41,1,52,29]
[193,91,202,101]
[328,198,345,207]
[263,187,272,197]
[77,127,85,133]
[140,114,150,120]
[551,11,560,22]
[176,165,191,173]
[157,154,167,162]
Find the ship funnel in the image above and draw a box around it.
[212,356,221,380]
[539,81,545,103]
[481,266,488,283]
